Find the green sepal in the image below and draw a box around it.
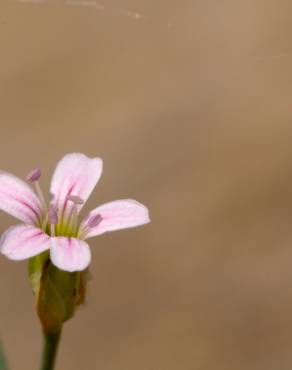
[28,251,50,298]
[28,256,90,334]
[37,263,78,332]
[76,268,90,306]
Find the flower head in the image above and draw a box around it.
[0,153,150,272]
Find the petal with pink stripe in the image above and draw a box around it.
[83,199,150,239]
[0,172,43,224]
[50,153,103,222]
[0,225,50,260]
[50,237,91,272]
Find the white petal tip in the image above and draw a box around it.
[50,237,91,272]
[84,199,150,238]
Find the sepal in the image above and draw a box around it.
[28,255,89,333]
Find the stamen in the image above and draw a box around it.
[65,195,84,236]
[26,167,47,217]
[36,182,47,208]
[49,192,55,202]
[48,206,58,225]
[78,214,103,239]
[50,223,56,237]
[87,214,103,228]
[67,195,84,205]
[48,206,58,237]
[26,167,41,182]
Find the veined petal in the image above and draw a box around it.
[0,225,50,260]
[0,172,43,224]
[83,199,150,239]
[50,237,91,272]
[50,153,103,221]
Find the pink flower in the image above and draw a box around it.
[0,153,150,272]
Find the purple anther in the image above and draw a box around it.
[48,206,58,225]
[26,167,41,182]
[49,192,55,201]
[87,214,103,228]
[67,195,84,205]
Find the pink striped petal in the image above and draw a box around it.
[50,153,103,221]
[0,225,50,260]
[50,237,91,272]
[83,199,150,239]
[0,172,43,224]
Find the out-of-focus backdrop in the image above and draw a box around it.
[1,1,292,369]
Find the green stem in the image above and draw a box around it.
[40,329,62,370]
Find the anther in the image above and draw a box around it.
[26,167,41,182]
[67,195,84,205]
[87,214,103,228]
[64,195,84,236]
[78,214,103,239]
[26,167,47,214]
[48,206,58,225]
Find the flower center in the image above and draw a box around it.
[26,168,102,239]
[26,167,85,238]
[60,195,84,237]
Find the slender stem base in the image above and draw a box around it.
[40,329,62,370]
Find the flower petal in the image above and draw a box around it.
[50,153,103,222]
[0,172,43,224]
[83,199,150,239]
[50,237,91,272]
[0,225,50,260]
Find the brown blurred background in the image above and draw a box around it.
[1,0,292,369]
